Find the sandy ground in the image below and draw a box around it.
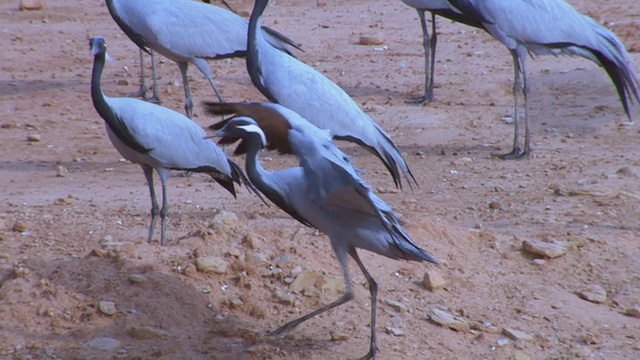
[2,0,640,359]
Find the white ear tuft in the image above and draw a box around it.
[239,123,267,148]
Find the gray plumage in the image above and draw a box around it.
[105,0,300,118]
[89,37,254,246]
[210,102,436,360]
[446,0,640,158]
[246,0,416,189]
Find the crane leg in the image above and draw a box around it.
[408,9,435,105]
[493,51,529,159]
[127,48,149,99]
[268,246,355,336]
[143,167,159,244]
[192,57,225,103]
[146,51,162,104]
[159,173,169,246]
[349,248,379,360]
[178,62,194,119]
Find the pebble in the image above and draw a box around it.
[210,211,239,233]
[522,238,566,258]
[385,327,405,336]
[117,79,130,86]
[12,221,27,232]
[422,269,446,291]
[532,258,546,266]
[503,327,534,342]
[56,165,68,177]
[488,201,501,210]
[54,197,72,206]
[128,274,147,283]
[330,331,349,341]
[514,352,534,360]
[616,166,639,178]
[576,284,607,303]
[127,326,168,340]
[245,251,269,266]
[288,270,342,295]
[359,33,384,45]
[273,289,296,306]
[625,305,640,318]
[27,133,41,142]
[496,338,509,347]
[20,0,44,11]
[428,308,469,332]
[382,299,408,313]
[228,296,244,308]
[196,256,228,274]
[85,337,121,351]
[98,301,117,316]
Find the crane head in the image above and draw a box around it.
[89,37,107,56]
[211,116,267,155]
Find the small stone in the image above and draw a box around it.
[576,284,607,304]
[196,256,228,274]
[382,299,408,313]
[385,327,404,336]
[128,274,148,283]
[503,327,534,342]
[496,338,509,347]
[582,331,602,345]
[428,308,469,332]
[273,289,296,306]
[210,211,239,233]
[85,337,121,351]
[330,331,349,341]
[616,167,639,178]
[12,221,27,232]
[488,201,501,210]
[514,352,534,360]
[27,133,41,142]
[359,33,384,45]
[522,238,566,258]
[56,165,68,177]
[532,258,546,266]
[244,251,269,266]
[289,271,322,295]
[127,326,168,340]
[228,296,244,308]
[19,0,44,11]
[98,301,117,316]
[117,79,130,86]
[182,263,198,277]
[422,269,446,291]
[625,305,640,318]
[54,197,72,206]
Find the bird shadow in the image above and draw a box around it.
[0,160,128,173]
[0,79,86,97]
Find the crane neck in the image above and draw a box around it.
[247,0,266,56]
[242,135,269,188]
[90,51,117,126]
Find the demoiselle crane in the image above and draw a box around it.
[89,36,256,246]
[400,0,485,104]
[208,102,437,359]
[246,0,416,190]
[446,0,640,158]
[105,0,301,118]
